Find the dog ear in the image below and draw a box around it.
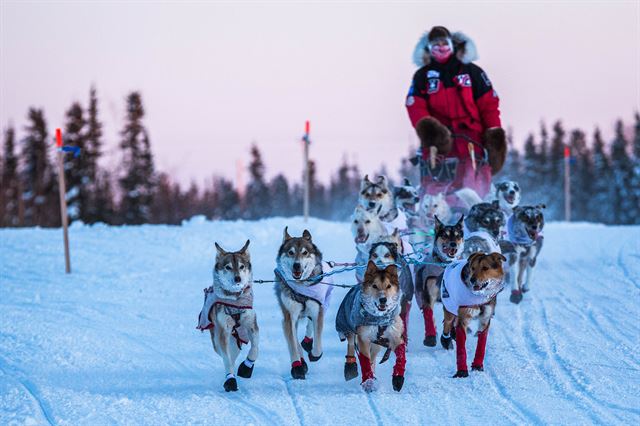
[467,252,484,267]
[537,204,546,210]
[239,239,250,255]
[434,215,443,231]
[491,200,500,209]
[364,260,378,280]
[495,253,507,263]
[283,227,292,242]
[361,175,371,191]
[384,263,398,277]
[456,214,464,228]
[302,229,312,241]
[403,177,411,186]
[214,242,227,256]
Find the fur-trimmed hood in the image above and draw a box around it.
[412,31,478,67]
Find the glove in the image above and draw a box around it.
[415,117,452,155]
[484,127,507,174]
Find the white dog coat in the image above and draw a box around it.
[441,260,494,314]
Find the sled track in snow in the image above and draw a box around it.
[365,393,384,426]
[0,357,55,426]
[284,379,307,426]
[524,295,638,423]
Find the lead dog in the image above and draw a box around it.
[274,227,333,379]
[439,252,506,378]
[500,204,545,304]
[197,240,259,392]
[414,215,464,346]
[336,261,405,392]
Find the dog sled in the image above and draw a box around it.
[411,133,492,211]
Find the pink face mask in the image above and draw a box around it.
[431,44,453,63]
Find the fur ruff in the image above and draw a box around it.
[412,31,478,67]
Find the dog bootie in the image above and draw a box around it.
[300,357,308,374]
[344,355,358,381]
[361,377,379,393]
[392,375,405,392]
[422,308,437,347]
[224,375,238,392]
[441,332,453,350]
[291,360,306,380]
[453,370,469,378]
[510,290,523,304]
[455,324,468,374]
[237,359,254,378]
[522,283,530,293]
[301,336,313,353]
[472,326,489,371]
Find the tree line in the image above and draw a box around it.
[1,86,638,226]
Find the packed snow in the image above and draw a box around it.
[1,217,639,425]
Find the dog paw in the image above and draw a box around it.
[344,360,359,381]
[440,334,453,350]
[301,358,308,374]
[361,377,378,393]
[291,361,306,380]
[471,364,484,372]
[224,377,238,392]
[308,352,323,362]
[510,290,523,304]
[301,336,313,354]
[522,285,530,293]
[423,335,437,347]
[453,370,469,378]
[392,375,405,392]
[237,361,254,378]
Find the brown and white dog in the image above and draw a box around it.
[335,262,406,392]
[197,240,259,392]
[439,252,506,378]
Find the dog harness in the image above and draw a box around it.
[504,214,542,246]
[196,284,253,348]
[335,285,401,345]
[274,262,333,308]
[441,260,495,314]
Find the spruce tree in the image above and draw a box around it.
[62,102,88,223]
[119,92,155,224]
[85,86,105,223]
[2,126,20,226]
[329,158,358,220]
[568,129,591,221]
[591,128,612,223]
[521,133,545,205]
[213,177,241,219]
[547,121,566,220]
[629,113,640,222]
[610,120,635,224]
[269,174,291,217]
[244,144,269,219]
[21,108,57,227]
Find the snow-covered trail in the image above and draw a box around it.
[1,218,639,425]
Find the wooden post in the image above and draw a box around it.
[56,128,71,273]
[303,120,310,222]
[564,145,571,222]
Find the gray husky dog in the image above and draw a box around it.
[275,227,333,380]
[500,205,545,304]
[463,201,505,257]
[197,240,259,392]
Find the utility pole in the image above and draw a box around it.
[302,121,310,222]
[55,128,71,273]
[564,145,571,222]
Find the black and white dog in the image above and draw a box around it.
[197,240,259,392]
[463,201,505,257]
[500,205,545,304]
[414,215,464,346]
[274,228,333,379]
[394,177,420,217]
[490,180,522,217]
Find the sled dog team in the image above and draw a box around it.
[198,175,545,393]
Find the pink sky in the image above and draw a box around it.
[1,1,639,187]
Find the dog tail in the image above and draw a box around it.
[455,188,483,209]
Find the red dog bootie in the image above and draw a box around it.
[471,326,490,371]
[422,307,437,346]
[453,324,469,378]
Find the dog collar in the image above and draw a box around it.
[379,207,399,223]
